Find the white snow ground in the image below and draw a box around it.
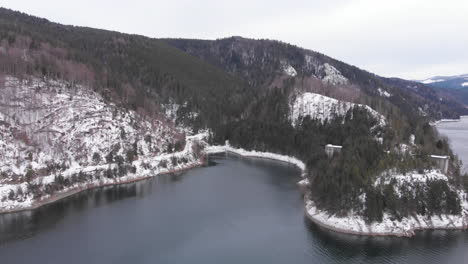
[283,64,297,77]
[0,76,200,211]
[320,63,348,86]
[377,88,392,98]
[289,92,386,127]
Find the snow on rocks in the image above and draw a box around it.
[377,88,392,98]
[418,107,428,117]
[319,63,348,86]
[289,92,386,128]
[304,169,468,237]
[0,133,204,212]
[0,75,204,212]
[305,199,468,237]
[0,76,182,177]
[297,178,309,186]
[162,100,199,126]
[283,64,297,77]
[374,170,449,189]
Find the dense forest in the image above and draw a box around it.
[0,8,466,222]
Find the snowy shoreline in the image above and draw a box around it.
[2,140,467,238]
[0,140,306,215]
[304,195,468,238]
[206,143,468,238]
[0,135,205,214]
[431,115,468,126]
[0,161,203,215]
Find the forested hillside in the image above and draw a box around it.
[417,74,468,106]
[165,37,468,120]
[0,8,466,223]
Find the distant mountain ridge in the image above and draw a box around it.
[417,74,468,106]
[418,74,468,89]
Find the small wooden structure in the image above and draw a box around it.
[325,144,342,158]
[430,155,450,174]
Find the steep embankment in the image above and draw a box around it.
[0,76,204,212]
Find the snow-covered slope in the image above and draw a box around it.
[282,63,297,77]
[421,78,445,84]
[289,92,386,127]
[0,76,182,177]
[319,63,348,86]
[0,76,205,212]
[306,169,468,237]
[377,87,392,98]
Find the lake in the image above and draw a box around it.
[437,117,468,173]
[1,120,468,263]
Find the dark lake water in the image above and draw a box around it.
[437,118,468,173]
[1,152,468,263]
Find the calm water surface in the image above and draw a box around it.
[437,117,468,173]
[1,125,468,264]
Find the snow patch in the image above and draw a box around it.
[377,88,391,98]
[306,199,468,237]
[289,92,386,128]
[0,75,199,212]
[283,64,297,77]
[320,63,348,86]
[375,170,448,188]
[0,133,204,212]
[421,79,443,84]
[305,169,467,237]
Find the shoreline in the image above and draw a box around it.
[207,144,468,238]
[431,115,468,126]
[0,143,303,215]
[205,144,306,176]
[2,142,467,238]
[304,196,468,238]
[0,134,208,215]
[0,161,204,215]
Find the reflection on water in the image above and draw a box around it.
[0,154,467,264]
[0,172,187,245]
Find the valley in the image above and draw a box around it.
[0,7,467,240]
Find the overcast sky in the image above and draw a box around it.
[2,0,467,80]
